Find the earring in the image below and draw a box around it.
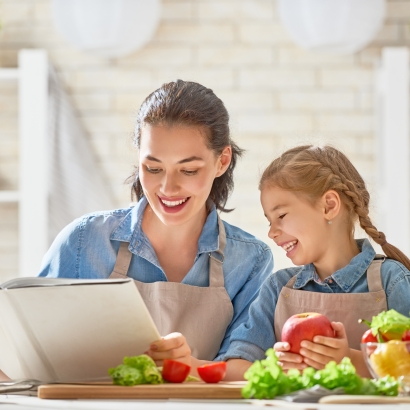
[328,220,332,225]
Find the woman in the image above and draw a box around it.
[38,80,273,378]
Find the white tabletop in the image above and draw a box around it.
[1,395,410,410]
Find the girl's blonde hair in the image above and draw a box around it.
[259,145,410,270]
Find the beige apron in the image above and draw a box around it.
[109,216,234,360]
[274,256,387,350]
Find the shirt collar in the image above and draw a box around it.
[293,238,376,292]
[110,197,220,255]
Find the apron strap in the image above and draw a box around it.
[111,216,227,287]
[208,216,226,288]
[110,241,132,278]
[367,254,385,292]
[284,274,297,288]
[284,254,386,291]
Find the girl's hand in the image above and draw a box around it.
[274,341,308,371]
[299,322,350,369]
[146,332,192,367]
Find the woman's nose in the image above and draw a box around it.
[161,173,180,196]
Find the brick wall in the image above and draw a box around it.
[0,0,409,279]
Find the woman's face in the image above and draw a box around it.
[139,124,230,227]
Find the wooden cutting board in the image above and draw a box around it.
[37,381,246,400]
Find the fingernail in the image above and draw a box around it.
[284,343,289,349]
[150,344,158,351]
[300,342,306,348]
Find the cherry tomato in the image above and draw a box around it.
[361,329,378,343]
[162,359,191,383]
[402,329,410,341]
[197,361,227,383]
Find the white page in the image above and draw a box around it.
[0,277,130,290]
[0,279,160,382]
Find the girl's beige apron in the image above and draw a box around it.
[274,257,387,350]
[109,216,233,361]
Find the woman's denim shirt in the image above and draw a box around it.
[38,197,274,361]
[227,239,410,362]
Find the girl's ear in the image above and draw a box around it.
[321,190,341,221]
[215,146,232,177]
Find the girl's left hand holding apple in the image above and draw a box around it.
[146,332,192,367]
[299,322,350,369]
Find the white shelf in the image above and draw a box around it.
[0,68,19,81]
[0,190,20,203]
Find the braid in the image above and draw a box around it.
[260,145,410,270]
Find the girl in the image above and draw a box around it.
[226,145,410,378]
[34,80,273,379]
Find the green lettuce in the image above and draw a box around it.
[108,354,163,386]
[242,349,399,399]
[370,309,410,337]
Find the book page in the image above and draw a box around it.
[0,280,161,382]
[0,277,129,290]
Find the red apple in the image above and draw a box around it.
[281,312,335,354]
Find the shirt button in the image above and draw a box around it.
[328,279,333,283]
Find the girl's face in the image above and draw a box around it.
[139,124,230,227]
[261,185,330,266]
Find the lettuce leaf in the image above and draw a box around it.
[108,354,163,386]
[370,309,410,337]
[242,349,399,399]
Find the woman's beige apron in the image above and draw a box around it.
[274,256,387,350]
[109,216,234,360]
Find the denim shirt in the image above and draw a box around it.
[227,239,410,362]
[38,197,274,361]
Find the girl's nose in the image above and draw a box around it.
[268,224,280,240]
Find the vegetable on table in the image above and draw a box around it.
[360,309,410,342]
[369,340,410,379]
[108,354,163,386]
[162,359,191,383]
[197,361,227,383]
[242,348,399,400]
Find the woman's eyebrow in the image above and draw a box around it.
[144,155,204,164]
[178,156,204,164]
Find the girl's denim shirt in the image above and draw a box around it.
[38,197,274,361]
[227,239,410,362]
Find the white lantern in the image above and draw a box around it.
[277,0,386,54]
[51,0,161,58]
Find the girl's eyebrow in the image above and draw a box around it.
[271,204,287,212]
[144,155,204,164]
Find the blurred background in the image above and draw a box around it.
[0,0,409,281]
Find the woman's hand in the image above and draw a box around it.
[299,322,350,369]
[146,332,192,367]
[274,341,308,371]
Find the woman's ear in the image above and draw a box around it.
[321,190,341,221]
[215,146,232,177]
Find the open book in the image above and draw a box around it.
[0,277,160,383]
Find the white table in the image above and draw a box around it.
[1,395,410,410]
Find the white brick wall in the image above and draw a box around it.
[0,0,409,279]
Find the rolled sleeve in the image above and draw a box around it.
[214,247,273,361]
[221,274,279,362]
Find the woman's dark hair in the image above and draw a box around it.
[128,79,244,212]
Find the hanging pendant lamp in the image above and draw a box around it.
[51,0,161,58]
[278,0,386,54]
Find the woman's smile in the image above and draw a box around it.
[158,195,191,213]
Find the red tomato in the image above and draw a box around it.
[197,361,227,383]
[402,329,410,341]
[162,359,191,383]
[361,329,378,343]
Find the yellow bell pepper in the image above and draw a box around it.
[370,341,410,378]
